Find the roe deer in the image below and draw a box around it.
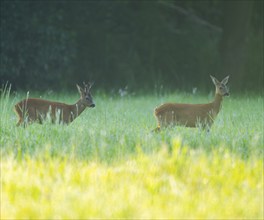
[153,75,229,132]
[14,82,95,126]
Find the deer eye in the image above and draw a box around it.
[86,94,91,100]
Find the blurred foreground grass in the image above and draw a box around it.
[2,142,263,219]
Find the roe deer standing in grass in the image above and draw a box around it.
[14,82,95,126]
[153,75,229,132]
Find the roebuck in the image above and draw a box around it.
[153,75,229,132]
[14,82,95,126]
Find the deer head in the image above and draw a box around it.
[210,75,230,96]
[76,82,95,108]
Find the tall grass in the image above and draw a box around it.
[1,87,263,161]
[1,85,263,219]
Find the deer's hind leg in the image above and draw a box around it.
[16,117,29,128]
[152,126,161,133]
[14,105,25,127]
[152,114,168,133]
[16,119,23,127]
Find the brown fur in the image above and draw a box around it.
[14,83,95,126]
[153,76,229,131]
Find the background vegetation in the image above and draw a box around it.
[1,0,263,91]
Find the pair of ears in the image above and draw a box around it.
[210,75,229,85]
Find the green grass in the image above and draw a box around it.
[1,86,263,219]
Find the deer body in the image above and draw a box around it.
[14,83,95,126]
[153,76,229,131]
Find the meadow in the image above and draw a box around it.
[1,85,263,219]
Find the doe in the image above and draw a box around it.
[14,82,95,126]
[153,75,229,132]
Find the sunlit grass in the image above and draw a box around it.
[1,86,263,219]
[2,143,263,219]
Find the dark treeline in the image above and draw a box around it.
[0,0,263,92]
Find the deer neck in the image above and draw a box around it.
[212,93,223,114]
[71,99,87,118]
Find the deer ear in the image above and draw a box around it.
[76,84,83,94]
[210,75,220,85]
[221,76,229,85]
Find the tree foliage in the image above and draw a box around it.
[0,1,262,91]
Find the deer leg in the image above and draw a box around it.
[16,120,22,126]
[152,126,161,133]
